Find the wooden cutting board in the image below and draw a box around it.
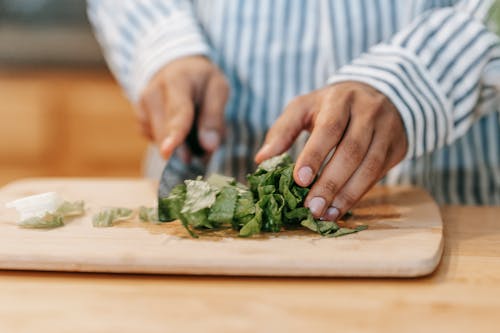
[0,178,443,277]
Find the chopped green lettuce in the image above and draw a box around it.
[183,208,212,229]
[92,208,134,227]
[181,178,218,214]
[209,186,238,225]
[12,199,85,229]
[234,190,255,219]
[257,153,293,172]
[138,206,160,223]
[158,153,368,238]
[329,225,368,237]
[18,212,64,229]
[239,204,263,237]
[206,174,236,189]
[55,200,85,217]
[158,184,186,222]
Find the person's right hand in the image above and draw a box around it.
[138,55,229,160]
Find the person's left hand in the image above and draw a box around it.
[255,82,408,221]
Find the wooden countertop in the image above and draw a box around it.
[0,206,499,333]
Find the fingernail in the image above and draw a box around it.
[257,144,271,157]
[160,136,174,157]
[324,207,340,221]
[200,130,220,151]
[298,166,313,185]
[308,197,326,216]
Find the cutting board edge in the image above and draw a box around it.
[0,235,444,278]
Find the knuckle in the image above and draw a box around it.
[305,149,324,169]
[372,94,389,109]
[320,179,340,195]
[325,87,352,107]
[318,121,344,140]
[329,83,353,98]
[344,88,356,103]
[343,139,364,162]
[364,155,384,176]
[358,94,389,120]
[287,95,308,111]
[338,191,357,208]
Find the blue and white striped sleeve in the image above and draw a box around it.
[327,0,500,160]
[87,0,210,102]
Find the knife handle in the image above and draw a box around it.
[186,106,205,157]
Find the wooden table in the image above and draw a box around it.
[0,206,498,333]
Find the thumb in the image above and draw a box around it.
[198,73,229,152]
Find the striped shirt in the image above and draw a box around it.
[88,0,500,205]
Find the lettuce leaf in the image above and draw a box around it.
[18,212,64,229]
[92,208,134,227]
[208,186,238,225]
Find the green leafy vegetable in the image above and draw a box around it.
[183,208,212,229]
[257,153,293,172]
[138,206,160,223]
[55,200,85,217]
[239,204,263,237]
[329,225,368,238]
[158,184,186,222]
[158,153,368,238]
[206,174,236,189]
[284,207,309,223]
[234,190,255,219]
[279,165,300,210]
[181,178,217,214]
[92,208,134,227]
[14,200,85,229]
[209,186,238,225]
[157,183,199,237]
[299,211,339,235]
[18,212,64,229]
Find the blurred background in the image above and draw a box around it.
[0,0,148,186]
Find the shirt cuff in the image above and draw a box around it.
[129,11,210,102]
[327,44,453,160]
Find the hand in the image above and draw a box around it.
[138,56,229,160]
[256,82,408,220]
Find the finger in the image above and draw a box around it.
[293,91,351,188]
[255,95,315,164]
[138,120,154,141]
[305,115,374,218]
[137,90,156,141]
[198,73,229,152]
[140,84,164,138]
[323,129,391,221]
[153,82,195,160]
[135,105,153,140]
